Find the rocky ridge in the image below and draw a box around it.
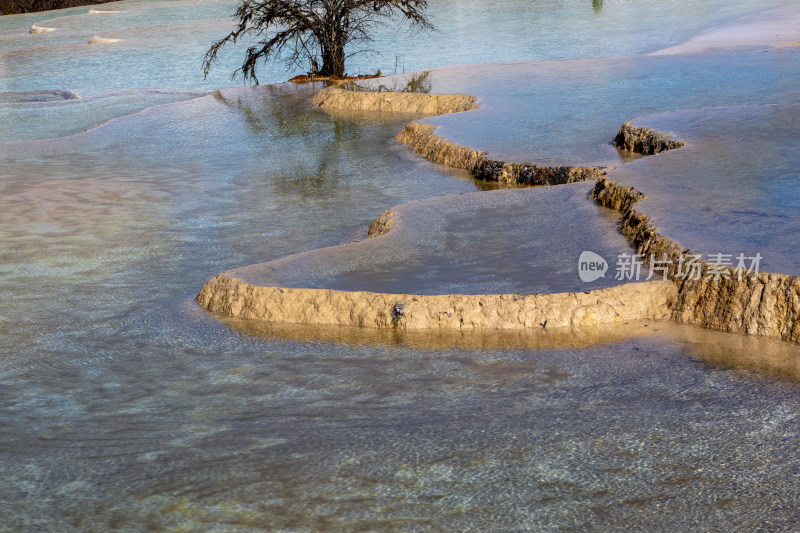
[312,84,478,114]
[395,123,607,185]
[197,273,674,330]
[592,177,800,342]
[315,85,608,185]
[197,82,800,343]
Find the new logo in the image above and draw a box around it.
[578,251,608,282]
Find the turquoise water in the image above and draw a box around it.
[354,48,800,166]
[1,0,796,144]
[3,0,800,529]
[0,84,486,358]
[0,89,203,141]
[1,0,793,94]
[610,103,800,275]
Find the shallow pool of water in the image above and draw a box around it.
[4,1,800,530]
[236,183,634,295]
[2,0,794,93]
[0,89,204,141]
[4,314,800,530]
[0,83,489,359]
[609,103,800,275]
[355,48,800,166]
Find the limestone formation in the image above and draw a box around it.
[591,177,800,343]
[366,208,396,238]
[197,81,800,345]
[88,36,121,44]
[312,85,478,114]
[613,122,685,155]
[472,159,606,186]
[197,272,675,330]
[394,123,606,185]
[316,86,607,186]
[394,122,486,171]
[29,23,55,33]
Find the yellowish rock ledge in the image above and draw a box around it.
[312,84,478,114]
[197,81,800,343]
[197,273,675,330]
[592,177,800,343]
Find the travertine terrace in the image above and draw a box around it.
[199,39,800,341]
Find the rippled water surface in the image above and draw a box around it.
[4,0,800,530]
[5,318,800,531]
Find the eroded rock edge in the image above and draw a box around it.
[314,84,612,185]
[198,85,797,341]
[591,177,800,342]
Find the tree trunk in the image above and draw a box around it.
[319,16,347,77]
[321,43,345,77]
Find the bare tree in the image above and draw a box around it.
[203,0,434,83]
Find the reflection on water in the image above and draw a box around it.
[677,323,800,382]
[342,71,432,93]
[0,83,483,359]
[4,0,800,529]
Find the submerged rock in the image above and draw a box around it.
[0,90,79,103]
[88,36,121,44]
[28,23,55,33]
